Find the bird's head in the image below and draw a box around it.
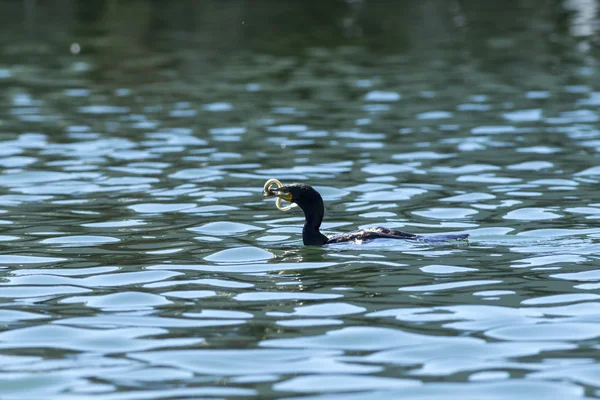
[265,182,323,212]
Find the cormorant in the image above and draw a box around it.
[264,181,469,246]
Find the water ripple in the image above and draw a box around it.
[131,349,378,375]
[1,9,600,397]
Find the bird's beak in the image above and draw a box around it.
[272,187,293,203]
[264,184,297,211]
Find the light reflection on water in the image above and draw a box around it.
[0,0,600,399]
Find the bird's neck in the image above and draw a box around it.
[301,205,328,245]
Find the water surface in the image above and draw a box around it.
[1,1,600,399]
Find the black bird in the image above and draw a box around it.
[265,182,469,245]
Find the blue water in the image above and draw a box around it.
[0,1,600,398]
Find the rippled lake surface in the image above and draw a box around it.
[2,1,600,398]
